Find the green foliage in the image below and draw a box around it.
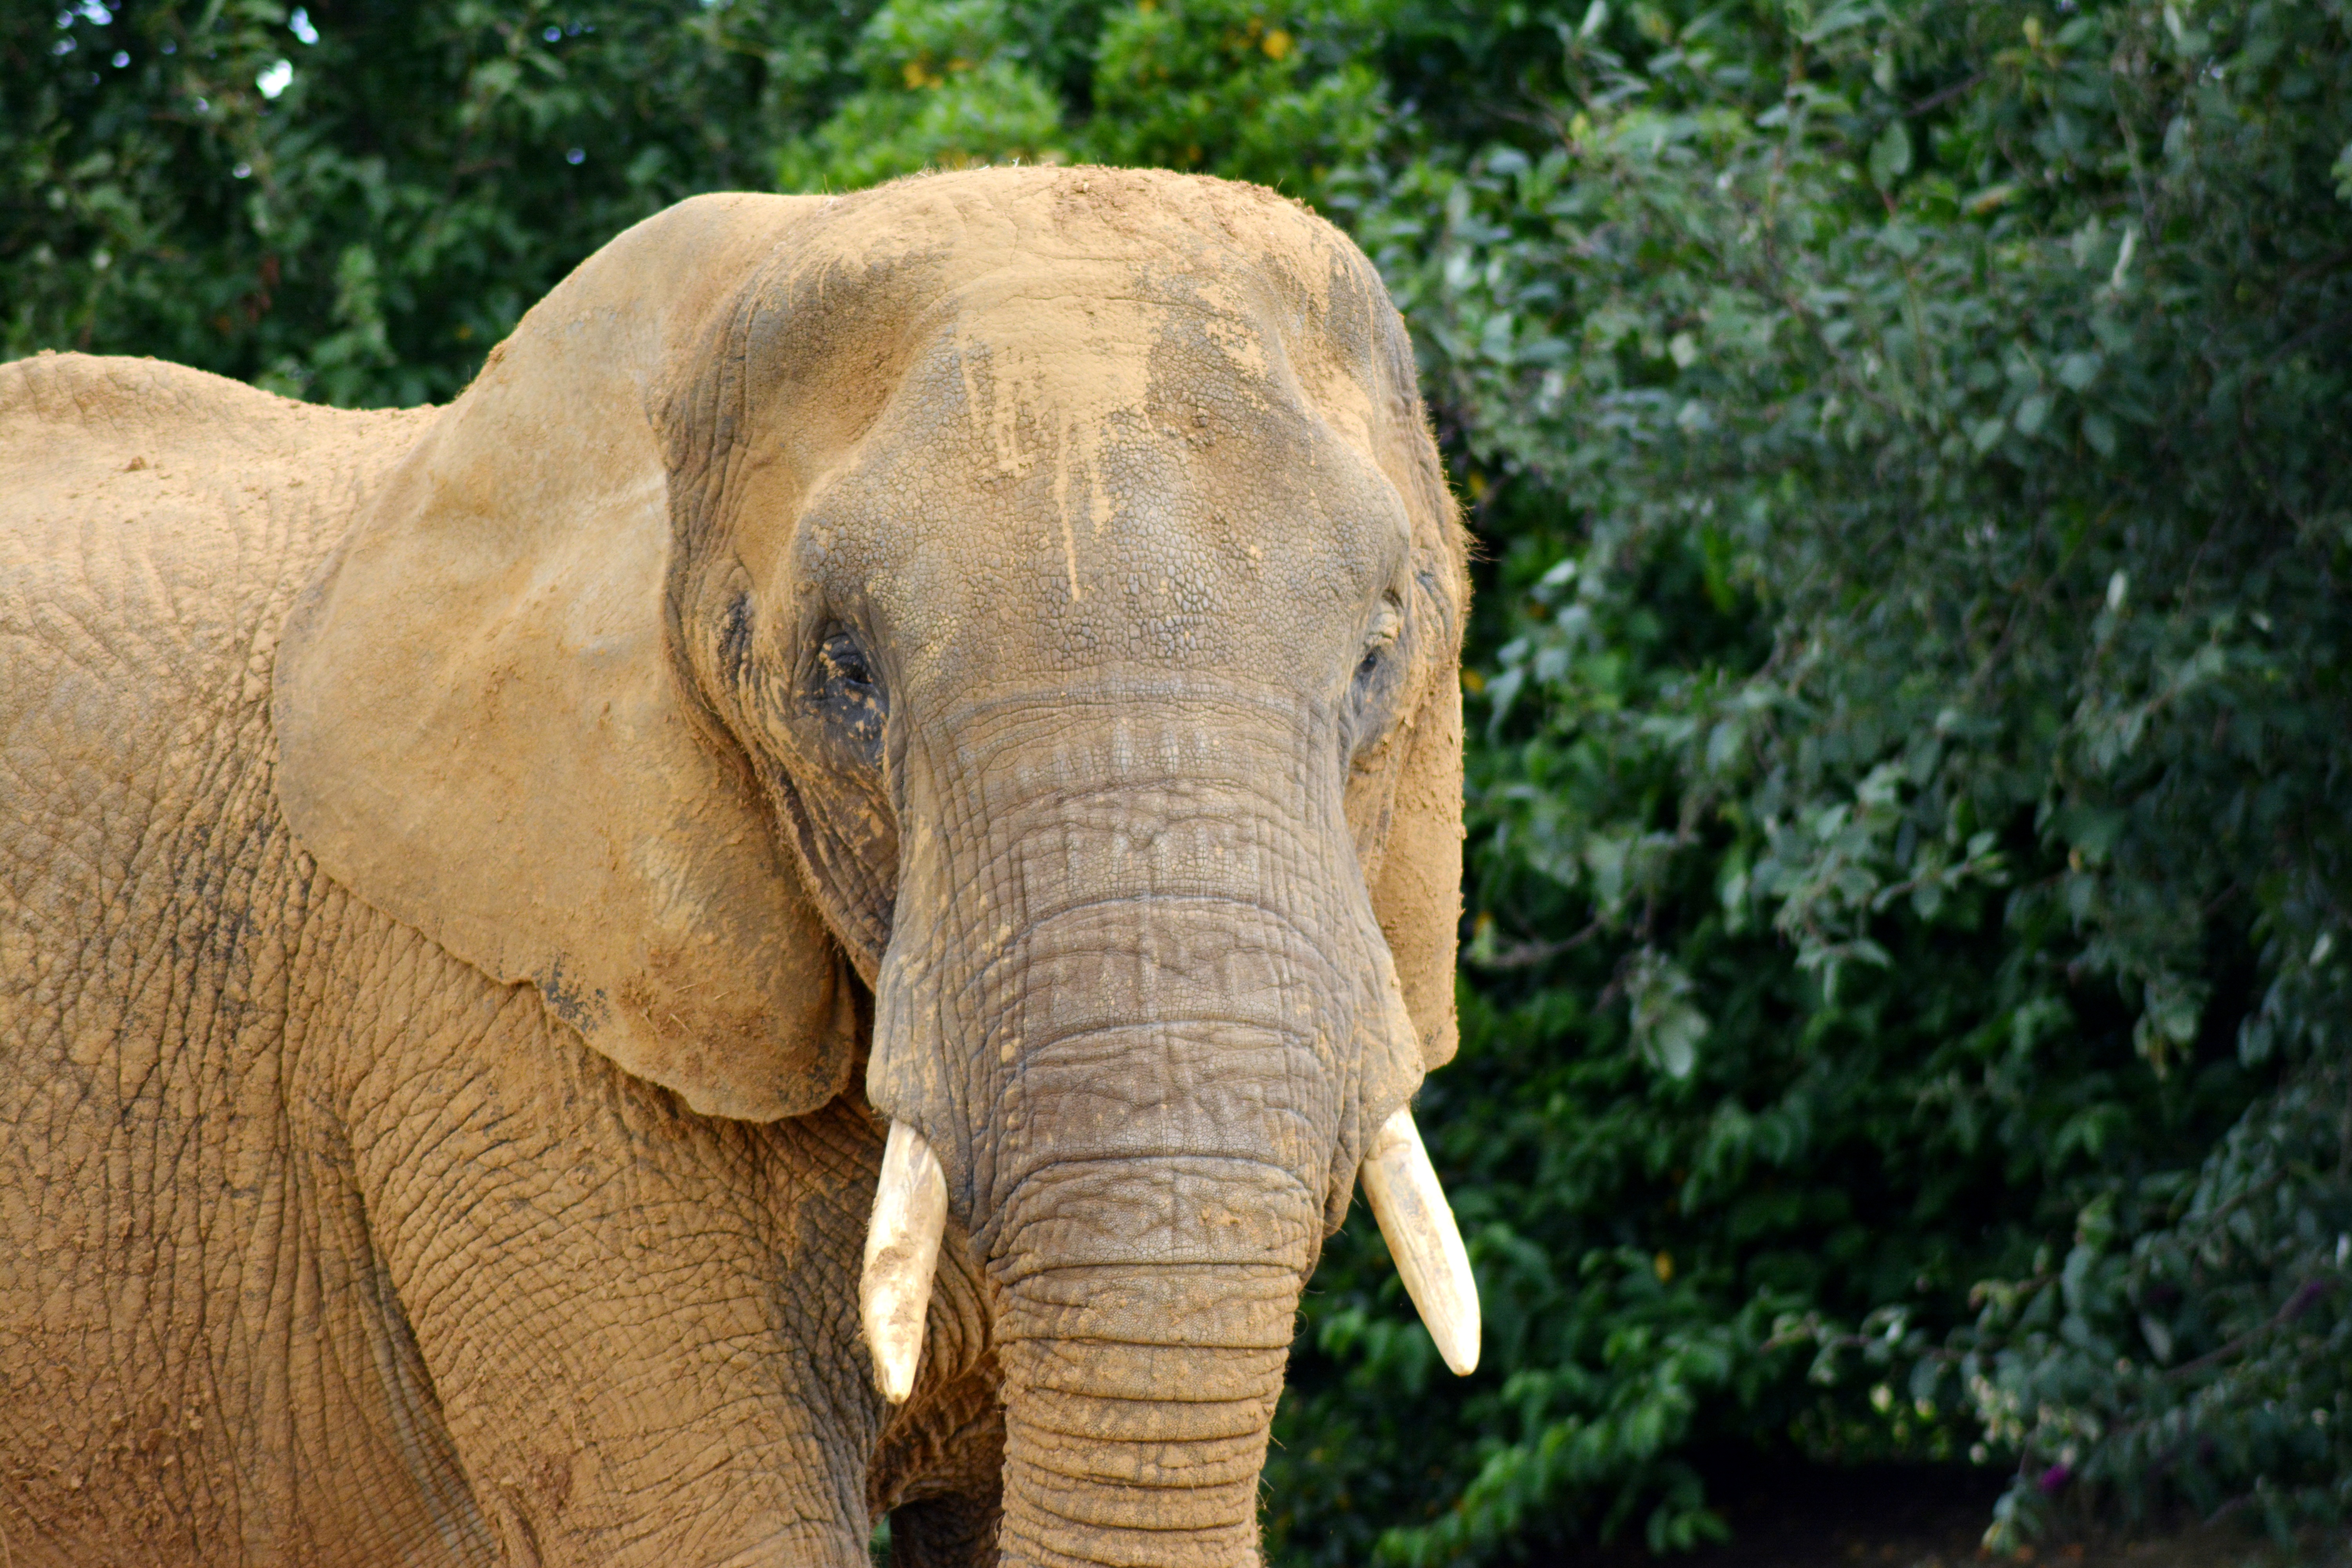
[3,0,871,403]
[8,0,2348,1561]
[1084,0,1387,194]
[1268,0,2352,1560]
[1955,1059,2352,1548]
[771,0,1389,201]
[774,0,1068,189]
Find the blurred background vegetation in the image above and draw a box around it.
[7,0,2349,1560]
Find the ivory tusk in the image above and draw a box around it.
[1359,1106,1481,1376]
[860,1120,947,1403]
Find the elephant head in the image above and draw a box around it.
[272,168,1472,1566]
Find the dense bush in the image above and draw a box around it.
[4,0,868,402]
[1273,4,2352,1559]
[7,0,2347,1561]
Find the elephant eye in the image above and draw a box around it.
[1354,598,1402,690]
[818,631,876,693]
[812,629,886,759]
[1346,595,1405,759]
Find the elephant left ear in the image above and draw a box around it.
[1364,644,1466,1071]
[1348,415,1471,1074]
[273,193,855,1123]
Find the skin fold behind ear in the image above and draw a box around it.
[273,192,857,1123]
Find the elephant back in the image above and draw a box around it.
[0,352,428,746]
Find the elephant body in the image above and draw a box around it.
[0,171,1468,1567]
[0,354,998,1563]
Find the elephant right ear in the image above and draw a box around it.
[273,193,853,1123]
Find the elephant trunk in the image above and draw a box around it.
[967,931,1334,1567]
[872,914,1336,1564]
[867,694,1434,1563]
[993,1241,1303,1566]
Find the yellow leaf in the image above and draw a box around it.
[1263,27,1292,59]
[1654,1251,1675,1283]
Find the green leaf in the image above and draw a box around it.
[1867,119,1912,189]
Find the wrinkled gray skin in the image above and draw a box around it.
[0,169,1466,1567]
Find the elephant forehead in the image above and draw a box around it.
[939,266,1255,484]
[773,278,1401,666]
[809,366,1407,688]
[786,164,1361,326]
[914,193,1391,454]
[731,169,1396,508]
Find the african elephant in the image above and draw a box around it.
[0,167,1472,1567]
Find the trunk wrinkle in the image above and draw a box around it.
[1005,1436,1274,1485]
[869,704,1383,1568]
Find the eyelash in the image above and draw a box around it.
[1358,600,1403,684]
[811,629,886,759]
[818,632,874,690]
[1344,599,1406,762]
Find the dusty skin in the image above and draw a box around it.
[0,168,1470,1567]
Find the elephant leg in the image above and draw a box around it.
[343,973,891,1567]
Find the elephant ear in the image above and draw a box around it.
[1368,635,1466,1071]
[273,192,853,1123]
[1351,332,1472,1074]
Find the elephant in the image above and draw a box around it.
[0,166,1473,1568]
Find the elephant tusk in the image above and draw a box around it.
[1359,1107,1481,1376]
[860,1120,947,1403]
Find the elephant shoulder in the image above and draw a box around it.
[0,352,429,706]
[0,353,431,907]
